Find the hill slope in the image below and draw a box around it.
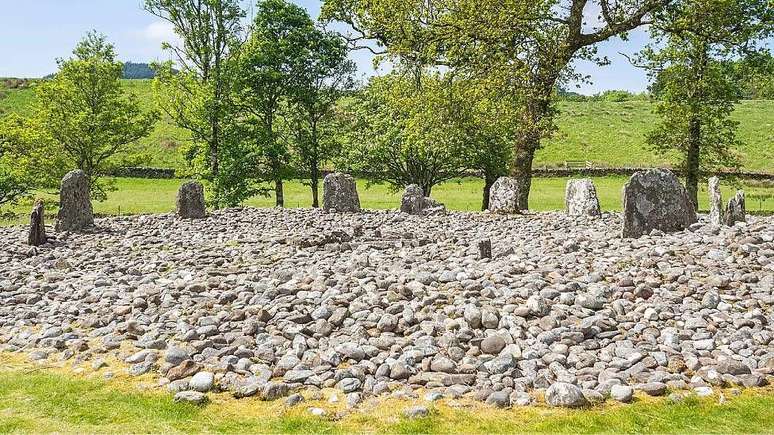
[1,80,772,172]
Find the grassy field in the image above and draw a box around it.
[0,353,772,434]
[2,176,772,226]
[1,79,773,172]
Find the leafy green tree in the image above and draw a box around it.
[27,32,157,199]
[289,30,356,208]
[640,0,773,208]
[0,116,34,205]
[145,0,244,206]
[322,0,675,210]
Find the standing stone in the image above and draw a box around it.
[723,190,745,226]
[400,184,445,215]
[708,176,723,226]
[28,200,47,246]
[323,173,361,213]
[621,169,696,238]
[478,239,492,259]
[488,177,521,214]
[565,179,601,217]
[176,181,206,219]
[55,170,93,232]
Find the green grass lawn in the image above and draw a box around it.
[2,80,773,172]
[2,176,772,226]
[0,360,772,434]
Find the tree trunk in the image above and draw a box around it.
[482,175,497,211]
[311,165,320,208]
[423,184,433,197]
[686,117,701,211]
[511,143,537,211]
[275,179,284,208]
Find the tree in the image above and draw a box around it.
[28,32,157,199]
[640,0,773,208]
[0,116,33,206]
[145,0,244,206]
[289,29,355,208]
[226,0,320,207]
[322,0,675,210]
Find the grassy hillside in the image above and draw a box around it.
[1,79,772,172]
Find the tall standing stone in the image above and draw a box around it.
[55,170,93,232]
[708,176,723,226]
[176,181,206,219]
[621,169,696,238]
[28,200,47,246]
[565,179,601,217]
[488,177,521,214]
[723,190,746,226]
[323,173,361,213]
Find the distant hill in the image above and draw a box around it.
[122,62,156,79]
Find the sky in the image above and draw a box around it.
[0,0,654,95]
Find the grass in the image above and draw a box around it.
[1,80,773,172]
[0,352,773,434]
[1,176,772,226]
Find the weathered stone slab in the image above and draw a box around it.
[621,169,696,238]
[55,170,93,232]
[478,239,492,259]
[176,181,206,219]
[724,190,745,226]
[400,185,445,216]
[28,200,46,246]
[323,173,360,213]
[488,177,521,214]
[708,176,723,226]
[565,179,601,217]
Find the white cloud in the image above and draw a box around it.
[139,21,180,46]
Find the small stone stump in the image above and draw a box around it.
[323,173,361,213]
[621,169,696,238]
[176,181,206,219]
[488,177,521,214]
[478,239,492,259]
[723,190,746,226]
[565,179,601,217]
[55,170,93,232]
[708,176,723,226]
[400,184,445,215]
[28,200,46,246]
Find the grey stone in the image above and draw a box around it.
[486,390,511,408]
[621,169,696,238]
[176,181,206,219]
[400,185,445,216]
[323,173,360,213]
[488,177,521,214]
[610,384,634,403]
[480,335,507,355]
[724,190,746,226]
[708,176,723,226]
[174,391,208,405]
[546,383,588,408]
[28,200,47,246]
[566,179,601,217]
[55,170,93,232]
[403,406,430,418]
[478,239,492,259]
[189,371,214,392]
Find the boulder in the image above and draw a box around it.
[55,170,93,232]
[621,169,696,238]
[488,177,521,214]
[323,173,361,213]
[28,200,47,246]
[708,176,723,226]
[400,184,445,215]
[565,179,601,217]
[723,190,745,226]
[545,382,589,408]
[176,181,206,219]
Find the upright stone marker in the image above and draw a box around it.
[565,179,601,217]
[176,181,206,219]
[323,173,361,213]
[621,169,696,238]
[478,239,492,259]
[488,177,521,214]
[28,200,47,246]
[400,184,445,216]
[55,170,93,232]
[708,176,723,226]
[724,190,746,226]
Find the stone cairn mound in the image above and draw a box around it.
[724,190,746,226]
[708,177,723,226]
[565,179,601,217]
[27,200,46,246]
[176,181,206,219]
[622,169,697,238]
[323,173,361,213]
[55,170,93,232]
[400,185,445,216]
[488,177,521,214]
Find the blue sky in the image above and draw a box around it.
[0,0,654,94]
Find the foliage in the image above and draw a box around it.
[641,0,773,206]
